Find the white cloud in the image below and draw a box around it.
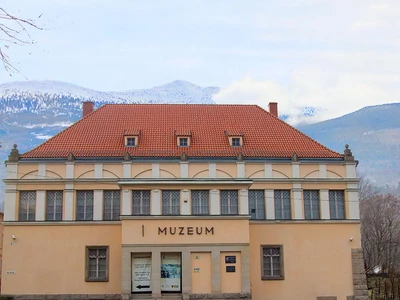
[213,70,399,125]
[32,133,53,140]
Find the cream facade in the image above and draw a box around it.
[1,153,367,300]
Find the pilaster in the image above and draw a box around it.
[210,189,220,215]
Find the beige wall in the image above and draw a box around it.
[14,161,353,181]
[220,251,241,293]
[249,222,361,300]
[1,224,121,295]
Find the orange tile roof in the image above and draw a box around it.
[21,104,342,159]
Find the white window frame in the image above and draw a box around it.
[220,190,239,215]
[46,191,63,221]
[86,246,109,282]
[303,190,320,220]
[261,245,284,280]
[103,190,120,220]
[19,191,36,221]
[132,190,151,215]
[191,190,210,215]
[274,190,291,220]
[162,190,180,215]
[249,190,265,220]
[329,190,345,219]
[76,190,94,221]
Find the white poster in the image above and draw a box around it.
[132,255,152,292]
[161,253,181,292]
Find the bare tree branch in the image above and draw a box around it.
[0,6,43,76]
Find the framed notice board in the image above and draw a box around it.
[225,256,236,264]
[226,266,236,273]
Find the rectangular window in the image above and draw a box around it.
[103,190,120,220]
[19,191,36,221]
[303,190,320,220]
[162,190,180,215]
[132,190,151,215]
[191,190,210,215]
[86,246,108,282]
[262,246,283,280]
[46,191,63,221]
[249,190,265,220]
[220,190,238,215]
[126,137,136,146]
[179,137,188,147]
[231,137,241,147]
[329,190,345,219]
[76,191,93,221]
[274,190,291,220]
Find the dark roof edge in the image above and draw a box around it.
[17,156,345,164]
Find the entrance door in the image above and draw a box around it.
[191,252,212,294]
[161,253,182,292]
[132,254,152,293]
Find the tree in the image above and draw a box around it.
[0,6,42,75]
[357,171,377,202]
[361,194,400,272]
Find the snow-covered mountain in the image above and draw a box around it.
[0,80,217,114]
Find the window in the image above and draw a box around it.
[103,190,120,220]
[303,190,320,220]
[126,137,136,146]
[162,190,180,215]
[86,246,108,282]
[231,137,241,147]
[179,137,188,147]
[262,246,283,280]
[191,190,209,215]
[19,191,36,221]
[76,191,93,221]
[132,190,151,215]
[274,190,291,220]
[46,191,63,221]
[329,190,345,219]
[220,190,238,215]
[249,190,265,220]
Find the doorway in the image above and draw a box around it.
[161,253,182,292]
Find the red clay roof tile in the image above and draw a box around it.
[21,104,342,159]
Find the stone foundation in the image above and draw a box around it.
[351,249,368,300]
[189,293,251,299]
[2,295,122,300]
[1,294,252,300]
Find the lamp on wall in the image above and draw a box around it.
[12,234,16,240]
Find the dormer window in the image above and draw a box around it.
[123,129,141,147]
[175,129,191,147]
[231,137,241,147]
[179,137,188,147]
[126,137,136,147]
[225,130,244,147]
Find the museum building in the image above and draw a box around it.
[1,103,367,300]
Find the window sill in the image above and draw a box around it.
[262,276,284,281]
[85,278,109,282]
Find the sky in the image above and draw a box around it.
[1,0,400,124]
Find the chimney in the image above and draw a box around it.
[82,101,95,118]
[268,102,278,117]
